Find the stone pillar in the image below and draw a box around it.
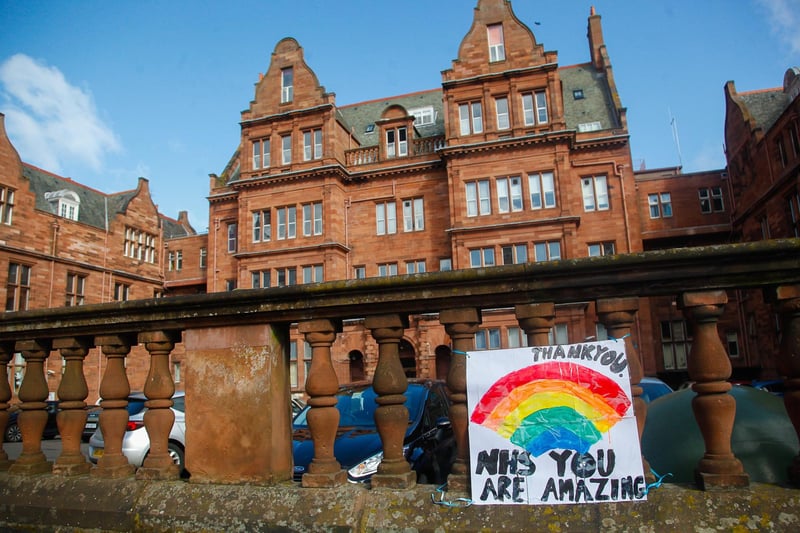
[596,297,651,480]
[52,336,92,476]
[91,334,136,479]
[439,307,481,494]
[365,313,415,488]
[772,285,800,485]
[0,341,14,470]
[9,339,52,476]
[298,319,346,487]
[680,290,749,489]
[515,302,555,346]
[183,323,292,484]
[136,330,179,480]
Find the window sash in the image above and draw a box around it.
[487,24,505,62]
[495,97,509,129]
[281,135,292,165]
[281,68,293,103]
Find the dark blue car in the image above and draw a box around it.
[4,400,59,442]
[292,380,455,483]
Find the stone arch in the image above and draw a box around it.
[435,345,451,381]
[399,338,417,378]
[348,350,366,382]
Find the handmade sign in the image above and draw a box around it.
[466,340,646,505]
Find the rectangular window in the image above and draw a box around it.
[534,240,561,262]
[227,223,238,253]
[0,186,15,225]
[253,209,271,242]
[303,341,313,386]
[501,244,528,265]
[378,263,398,277]
[302,264,324,284]
[251,270,270,289]
[475,328,501,350]
[386,127,408,158]
[788,193,800,238]
[113,282,130,302]
[588,242,615,257]
[726,332,740,357]
[487,24,505,62]
[123,227,157,263]
[353,266,366,279]
[439,258,452,271]
[777,136,788,168]
[661,320,690,370]
[303,202,322,236]
[789,123,800,158]
[529,171,556,209]
[5,263,30,311]
[376,201,397,235]
[402,198,424,232]
[168,251,175,272]
[406,260,426,274]
[495,96,509,130]
[469,247,495,268]
[303,129,323,161]
[648,192,673,218]
[174,250,183,271]
[458,102,483,135]
[496,177,522,213]
[699,187,725,214]
[277,206,297,239]
[507,327,528,349]
[549,324,569,345]
[199,247,207,269]
[276,267,297,287]
[252,139,269,169]
[581,176,609,211]
[225,279,236,291]
[465,180,491,216]
[497,178,509,213]
[289,341,298,388]
[281,134,292,165]
[522,91,548,126]
[281,67,293,103]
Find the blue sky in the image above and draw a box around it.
[1,1,798,233]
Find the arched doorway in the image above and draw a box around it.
[399,339,417,378]
[349,350,365,382]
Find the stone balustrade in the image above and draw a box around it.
[0,240,799,531]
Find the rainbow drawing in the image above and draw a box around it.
[470,361,631,457]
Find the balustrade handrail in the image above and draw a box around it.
[0,239,798,341]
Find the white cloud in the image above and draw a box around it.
[0,54,121,173]
[757,0,800,56]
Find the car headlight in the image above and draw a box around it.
[348,452,383,482]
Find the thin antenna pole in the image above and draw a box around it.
[668,107,683,168]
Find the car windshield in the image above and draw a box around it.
[294,384,426,428]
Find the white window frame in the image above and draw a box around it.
[469,247,495,268]
[529,171,556,209]
[501,244,528,265]
[402,197,424,232]
[581,175,609,212]
[376,201,397,235]
[406,260,426,274]
[303,202,322,236]
[0,187,14,225]
[495,96,509,130]
[459,102,483,136]
[409,106,435,126]
[386,127,408,158]
[378,263,398,277]
[281,134,292,165]
[534,241,561,262]
[588,242,615,257]
[252,209,271,243]
[302,264,324,284]
[522,91,548,126]
[281,67,293,103]
[487,24,505,63]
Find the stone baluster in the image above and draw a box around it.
[137,330,179,480]
[8,339,52,476]
[439,307,481,494]
[772,285,800,485]
[515,302,555,346]
[596,298,651,480]
[364,314,415,488]
[298,319,345,487]
[680,290,749,489]
[0,341,14,470]
[91,334,136,478]
[52,336,92,476]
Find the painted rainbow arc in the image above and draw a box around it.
[471,361,631,456]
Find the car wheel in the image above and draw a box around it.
[168,442,185,470]
[4,423,21,443]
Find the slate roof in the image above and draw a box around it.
[559,64,620,131]
[739,89,789,132]
[22,163,194,238]
[338,89,445,147]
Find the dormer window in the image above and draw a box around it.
[487,24,505,62]
[44,190,80,221]
[386,127,407,158]
[408,106,435,127]
[281,67,293,103]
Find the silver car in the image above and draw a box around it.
[88,391,186,472]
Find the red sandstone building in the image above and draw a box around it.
[2,0,797,403]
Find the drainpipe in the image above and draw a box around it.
[48,221,59,307]
[212,217,219,292]
[571,160,631,252]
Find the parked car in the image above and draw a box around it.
[750,379,785,396]
[88,391,186,472]
[292,380,455,484]
[82,392,148,441]
[4,400,59,442]
[639,376,673,403]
